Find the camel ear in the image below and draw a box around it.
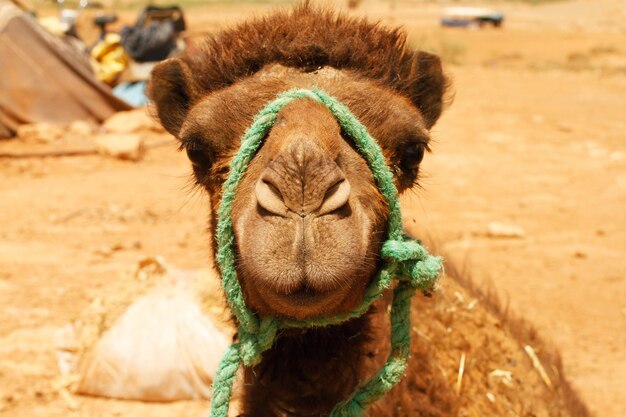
[407,51,449,129]
[148,58,196,136]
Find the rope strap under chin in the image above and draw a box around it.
[210,88,443,417]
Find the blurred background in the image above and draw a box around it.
[0,0,624,416]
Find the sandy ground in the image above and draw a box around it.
[405,66,626,417]
[1,0,625,416]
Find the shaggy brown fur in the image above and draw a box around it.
[431,241,594,417]
[243,301,457,417]
[149,4,455,416]
[150,3,448,135]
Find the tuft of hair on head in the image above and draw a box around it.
[148,3,450,136]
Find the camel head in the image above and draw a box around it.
[149,6,448,320]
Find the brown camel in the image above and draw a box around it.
[149,5,456,416]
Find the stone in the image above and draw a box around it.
[16,123,64,143]
[486,222,525,238]
[531,114,544,124]
[68,120,97,137]
[95,133,145,161]
[557,123,573,133]
[103,109,162,134]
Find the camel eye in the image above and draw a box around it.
[400,143,426,171]
[185,142,213,169]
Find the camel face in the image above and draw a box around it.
[232,99,381,319]
[149,6,446,321]
[170,65,432,319]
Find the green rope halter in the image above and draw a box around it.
[211,88,443,417]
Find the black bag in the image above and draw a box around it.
[120,21,176,63]
[120,5,186,63]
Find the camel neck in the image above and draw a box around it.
[242,305,388,416]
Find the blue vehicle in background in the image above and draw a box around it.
[441,7,504,28]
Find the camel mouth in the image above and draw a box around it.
[276,286,335,306]
[268,290,352,320]
[243,273,364,320]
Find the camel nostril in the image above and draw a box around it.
[318,179,351,216]
[255,178,288,217]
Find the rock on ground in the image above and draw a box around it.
[95,134,145,161]
[103,109,163,134]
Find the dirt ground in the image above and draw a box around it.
[1,0,625,416]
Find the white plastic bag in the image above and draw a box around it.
[76,281,229,401]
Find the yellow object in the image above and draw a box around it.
[90,33,129,85]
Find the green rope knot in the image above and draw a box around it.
[238,318,279,366]
[209,88,443,417]
[382,234,442,292]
